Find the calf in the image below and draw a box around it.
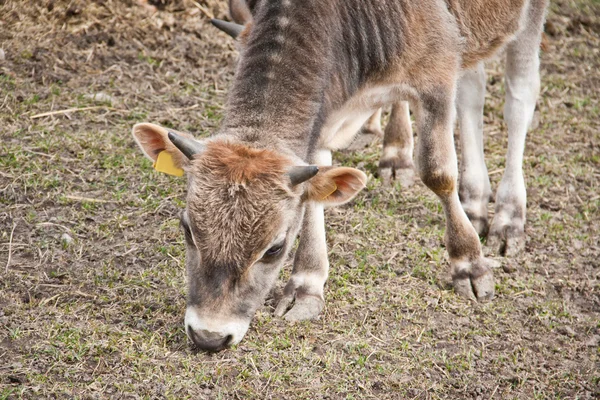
[133,0,547,351]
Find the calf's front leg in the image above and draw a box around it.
[416,86,495,302]
[275,150,332,321]
[487,11,544,256]
[457,63,493,236]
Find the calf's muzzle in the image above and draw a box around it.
[184,307,251,352]
[187,327,232,352]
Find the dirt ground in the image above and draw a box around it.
[0,0,598,398]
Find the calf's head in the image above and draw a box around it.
[133,123,366,351]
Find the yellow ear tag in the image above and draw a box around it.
[153,151,184,177]
[322,184,338,200]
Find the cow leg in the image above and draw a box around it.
[416,85,495,302]
[362,108,384,136]
[487,4,544,256]
[379,101,415,187]
[457,62,492,236]
[275,149,332,320]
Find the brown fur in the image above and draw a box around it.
[185,141,295,268]
[197,141,289,184]
[447,0,527,68]
[238,21,253,45]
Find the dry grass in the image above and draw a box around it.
[1,0,599,398]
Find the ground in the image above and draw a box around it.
[0,0,599,399]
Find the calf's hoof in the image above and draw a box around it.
[486,221,525,257]
[276,294,324,322]
[463,209,489,238]
[452,257,498,302]
[275,279,324,321]
[378,158,415,188]
[460,189,493,237]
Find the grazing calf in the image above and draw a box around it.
[133,0,547,351]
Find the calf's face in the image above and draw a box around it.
[133,123,366,351]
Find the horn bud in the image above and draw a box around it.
[288,166,319,186]
[210,19,244,39]
[167,131,205,160]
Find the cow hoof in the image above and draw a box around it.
[486,221,525,257]
[452,257,497,302]
[275,275,325,321]
[460,190,492,237]
[381,167,415,188]
[275,292,323,321]
[281,295,324,321]
[463,209,489,237]
[470,215,489,237]
[378,159,415,188]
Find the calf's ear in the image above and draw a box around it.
[132,123,197,173]
[305,167,367,206]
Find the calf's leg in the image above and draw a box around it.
[487,2,545,256]
[379,101,415,187]
[457,62,492,236]
[416,85,495,302]
[275,149,332,320]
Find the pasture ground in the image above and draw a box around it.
[1,0,599,398]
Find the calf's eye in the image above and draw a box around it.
[264,243,284,258]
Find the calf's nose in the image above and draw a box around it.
[187,326,232,352]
